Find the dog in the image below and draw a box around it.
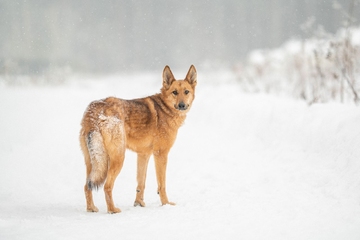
[79,65,197,213]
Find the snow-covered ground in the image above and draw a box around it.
[1,73,360,240]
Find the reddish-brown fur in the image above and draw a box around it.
[79,65,197,213]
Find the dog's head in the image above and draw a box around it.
[161,65,197,114]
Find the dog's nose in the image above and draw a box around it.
[178,102,186,110]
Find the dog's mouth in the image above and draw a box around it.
[175,102,189,111]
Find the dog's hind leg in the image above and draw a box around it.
[134,153,151,207]
[84,175,99,212]
[80,133,99,212]
[103,151,124,214]
[84,160,99,212]
[101,118,126,214]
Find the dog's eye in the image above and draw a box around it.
[172,90,178,95]
[184,90,189,95]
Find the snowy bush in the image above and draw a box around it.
[235,26,360,104]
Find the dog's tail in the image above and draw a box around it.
[85,131,108,190]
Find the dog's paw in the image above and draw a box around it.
[162,201,176,206]
[107,207,121,214]
[86,206,99,212]
[134,200,146,207]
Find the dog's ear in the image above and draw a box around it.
[163,65,175,89]
[185,65,197,87]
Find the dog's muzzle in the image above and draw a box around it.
[175,102,188,111]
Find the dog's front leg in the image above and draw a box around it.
[154,152,175,206]
[134,153,151,207]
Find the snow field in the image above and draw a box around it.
[1,74,360,239]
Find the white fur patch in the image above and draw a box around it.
[87,131,106,164]
[99,115,124,139]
